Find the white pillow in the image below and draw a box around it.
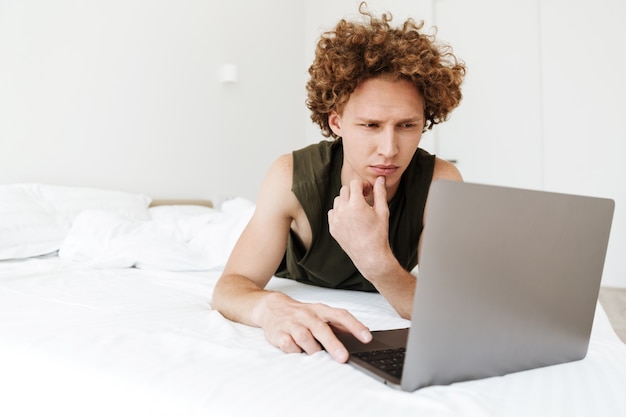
[0,185,68,260]
[0,183,152,260]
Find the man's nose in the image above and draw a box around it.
[377,126,399,158]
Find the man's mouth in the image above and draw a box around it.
[370,165,399,176]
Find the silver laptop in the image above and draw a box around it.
[336,180,615,391]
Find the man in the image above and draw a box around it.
[212,3,465,363]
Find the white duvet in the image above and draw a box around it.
[1,255,626,417]
[58,198,254,271]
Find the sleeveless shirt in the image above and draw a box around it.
[275,139,435,292]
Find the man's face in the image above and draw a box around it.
[328,76,425,199]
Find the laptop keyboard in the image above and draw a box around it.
[352,347,405,379]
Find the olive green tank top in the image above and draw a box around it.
[275,139,435,292]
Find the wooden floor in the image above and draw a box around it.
[599,287,626,344]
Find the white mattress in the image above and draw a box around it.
[2,256,626,417]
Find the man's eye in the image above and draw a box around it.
[362,123,378,128]
[401,123,417,129]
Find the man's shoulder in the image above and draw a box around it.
[271,153,293,174]
[256,154,301,220]
[432,157,462,181]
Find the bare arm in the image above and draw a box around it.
[328,157,462,319]
[211,154,372,362]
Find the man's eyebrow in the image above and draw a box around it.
[355,117,382,123]
[355,116,424,123]
[397,117,423,124]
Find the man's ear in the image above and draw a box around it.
[328,111,342,137]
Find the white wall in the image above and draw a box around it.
[0,0,304,201]
[540,0,626,289]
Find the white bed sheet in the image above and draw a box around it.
[1,256,626,417]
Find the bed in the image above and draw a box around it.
[1,183,626,417]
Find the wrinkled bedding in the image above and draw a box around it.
[1,256,626,417]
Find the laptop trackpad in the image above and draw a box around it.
[336,328,409,353]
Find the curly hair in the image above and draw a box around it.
[306,2,466,138]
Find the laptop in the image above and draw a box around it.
[336,180,615,391]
